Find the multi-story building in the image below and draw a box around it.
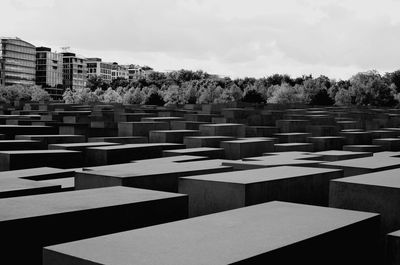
[62,52,87,90]
[86,58,112,82]
[111,62,128,80]
[0,37,36,86]
[127,64,153,81]
[35,47,63,98]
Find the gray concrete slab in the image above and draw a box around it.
[43,201,380,265]
[0,186,188,265]
[180,166,343,216]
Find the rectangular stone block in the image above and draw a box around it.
[183,136,235,148]
[274,143,314,152]
[199,123,246,137]
[76,160,233,192]
[373,138,400,151]
[180,166,343,216]
[163,147,224,159]
[308,136,345,151]
[330,168,400,236]
[276,119,311,132]
[15,134,86,145]
[274,132,312,143]
[43,201,380,265]
[0,140,43,150]
[149,130,199,143]
[88,136,148,144]
[220,139,274,160]
[118,121,169,137]
[321,156,400,177]
[0,125,57,139]
[0,177,61,198]
[312,150,372,161]
[0,150,83,171]
[0,187,188,265]
[343,145,384,153]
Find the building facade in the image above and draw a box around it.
[86,58,113,82]
[36,47,63,98]
[127,64,153,81]
[62,52,87,90]
[111,62,128,80]
[0,37,36,86]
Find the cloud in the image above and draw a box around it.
[1,0,400,79]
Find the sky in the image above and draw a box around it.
[2,0,400,80]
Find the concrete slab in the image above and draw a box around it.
[199,123,246,137]
[179,166,343,216]
[312,150,372,161]
[183,136,235,148]
[330,168,400,235]
[15,134,86,145]
[320,156,400,176]
[0,186,187,264]
[43,201,380,265]
[75,160,233,192]
[163,147,224,159]
[0,177,61,198]
[85,143,184,166]
[149,129,199,143]
[88,136,148,144]
[0,150,83,171]
[274,143,314,152]
[220,139,274,159]
[343,145,384,153]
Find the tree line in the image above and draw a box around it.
[64,69,400,107]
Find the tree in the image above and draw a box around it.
[123,87,145,104]
[349,70,395,106]
[335,88,352,106]
[87,76,109,91]
[110,77,129,89]
[102,87,122,103]
[267,83,305,104]
[163,85,186,105]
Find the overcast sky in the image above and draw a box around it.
[2,0,400,79]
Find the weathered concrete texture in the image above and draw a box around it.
[149,130,199,143]
[43,201,380,265]
[320,156,400,177]
[330,168,400,235]
[179,166,343,216]
[0,187,188,265]
[0,150,83,171]
[75,160,233,192]
[220,139,274,159]
[163,147,225,159]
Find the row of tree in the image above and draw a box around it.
[71,69,400,107]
